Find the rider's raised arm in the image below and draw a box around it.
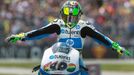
[23,20,61,41]
[80,22,131,56]
[80,22,113,48]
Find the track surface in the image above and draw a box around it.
[0,67,134,75]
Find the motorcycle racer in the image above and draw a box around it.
[6,1,130,75]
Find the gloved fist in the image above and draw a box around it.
[6,33,25,43]
[112,42,131,56]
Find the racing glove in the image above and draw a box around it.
[112,42,131,56]
[6,33,26,43]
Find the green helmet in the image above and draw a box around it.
[60,1,83,29]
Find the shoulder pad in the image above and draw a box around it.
[78,20,85,25]
[86,21,92,25]
[53,19,59,22]
[51,18,59,24]
[86,21,95,30]
[43,19,60,27]
[51,19,64,25]
[78,20,95,29]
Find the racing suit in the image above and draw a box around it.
[23,19,113,48]
[22,19,113,75]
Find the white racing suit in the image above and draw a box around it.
[22,19,113,75]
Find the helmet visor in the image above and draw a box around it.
[63,7,79,16]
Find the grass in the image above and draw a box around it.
[0,74,14,75]
[0,62,134,72]
[0,62,39,68]
[101,64,134,71]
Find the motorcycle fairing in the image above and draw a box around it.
[40,43,80,74]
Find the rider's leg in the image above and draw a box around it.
[79,56,89,75]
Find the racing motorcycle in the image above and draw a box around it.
[32,42,88,75]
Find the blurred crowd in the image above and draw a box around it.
[0,0,134,58]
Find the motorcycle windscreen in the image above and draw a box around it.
[52,42,71,54]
